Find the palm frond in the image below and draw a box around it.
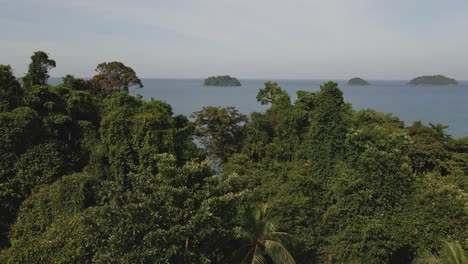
[413,253,442,264]
[234,244,254,260]
[252,247,267,264]
[414,241,467,264]
[239,202,296,264]
[264,239,296,264]
[241,248,255,264]
[442,241,467,264]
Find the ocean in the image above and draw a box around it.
[51,78,468,138]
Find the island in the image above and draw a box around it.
[347,77,370,86]
[408,75,458,85]
[203,75,241,86]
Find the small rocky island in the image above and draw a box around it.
[203,75,241,86]
[347,77,370,86]
[408,75,458,85]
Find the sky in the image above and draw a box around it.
[1,0,467,79]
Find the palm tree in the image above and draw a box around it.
[415,241,467,264]
[235,203,296,264]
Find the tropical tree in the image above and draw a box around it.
[192,106,248,164]
[0,65,22,111]
[414,241,467,264]
[90,61,143,95]
[22,51,56,88]
[300,81,350,175]
[60,75,92,91]
[407,121,452,175]
[241,82,305,163]
[236,203,295,264]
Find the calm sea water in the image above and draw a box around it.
[50,78,468,138]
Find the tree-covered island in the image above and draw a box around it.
[203,75,241,86]
[408,75,458,85]
[347,77,370,85]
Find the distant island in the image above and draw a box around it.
[408,75,458,85]
[203,75,241,86]
[347,77,370,86]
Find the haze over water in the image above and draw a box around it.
[127,79,468,138]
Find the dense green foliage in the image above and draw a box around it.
[203,75,242,86]
[236,203,296,264]
[0,65,23,111]
[0,52,466,263]
[90,61,143,95]
[192,106,247,165]
[22,51,56,89]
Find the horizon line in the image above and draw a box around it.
[48,76,468,82]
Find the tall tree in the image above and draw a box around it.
[192,106,247,164]
[241,82,305,163]
[22,51,56,88]
[90,62,143,95]
[301,81,350,175]
[0,65,22,111]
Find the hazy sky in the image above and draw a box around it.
[1,0,467,79]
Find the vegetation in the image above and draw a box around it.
[347,77,370,85]
[192,106,247,165]
[414,241,467,264]
[0,52,466,263]
[90,61,143,94]
[236,203,296,264]
[21,51,56,89]
[204,75,242,86]
[408,75,458,85]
